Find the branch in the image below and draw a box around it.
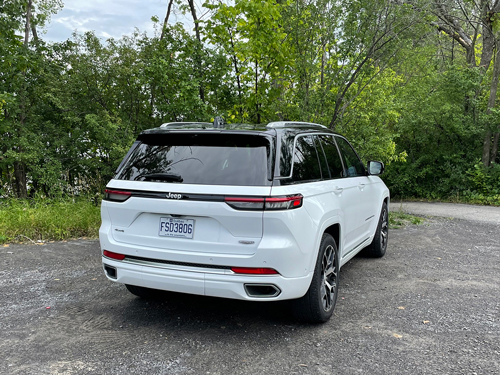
[430,21,472,49]
[433,1,473,46]
[160,0,174,42]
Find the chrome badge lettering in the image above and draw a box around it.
[166,192,182,200]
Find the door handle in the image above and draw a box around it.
[333,187,343,195]
[358,183,366,190]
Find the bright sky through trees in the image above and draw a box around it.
[44,0,199,41]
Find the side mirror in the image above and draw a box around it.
[367,161,384,176]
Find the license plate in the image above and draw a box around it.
[159,217,195,239]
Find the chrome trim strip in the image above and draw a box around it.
[123,258,234,275]
[342,237,370,258]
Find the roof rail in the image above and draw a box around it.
[266,121,327,129]
[160,122,212,128]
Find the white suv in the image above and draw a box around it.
[99,121,389,323]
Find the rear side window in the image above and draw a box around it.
[289,135,322,183]
[317,135,344,179]
[335,136,366,177]
[116,133,272,186]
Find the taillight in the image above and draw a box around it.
[225,194,303,211]
[103,250,126,260]
[231,267,279,275]
[104,189,131,202]
[265,195,303,210]
[225,197,265,210]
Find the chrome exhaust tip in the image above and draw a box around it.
[103,264,117,279]
[244,284,281,298]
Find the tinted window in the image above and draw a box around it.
[314,135,331,179]
[290,135,322,183]
[317,135,343,179]
[116,133,271,186]
[278,133,295,178]
[335,136,366,177]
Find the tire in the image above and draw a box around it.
[125,284,161,299]
[292,234,339,323]
[365,202,388,258]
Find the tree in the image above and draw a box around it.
[0,0,62,197]
[430,0,500,166]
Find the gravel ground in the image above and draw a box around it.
[1,216,499,374]
[398,201,500,224]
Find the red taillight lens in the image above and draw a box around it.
[104,189,131,202]
[225,195,303,211]
[231,267,279,275]
[265,195,303,210]
[103,250,126,260]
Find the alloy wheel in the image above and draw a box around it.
[380,207,388,250]
[320,244,337,312]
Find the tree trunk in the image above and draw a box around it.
[14,161,28,198]
[479,21,494,68]
[14,0,33,198]
[24,0,32,45]
[255,60,260,123]
[228,28,243,109]
[31,24,38,43]
[320,42,325,88]
[187,0,205,102]
[482,131,492,166]
[492,132,499,164]
[160,0,174,42]
[482,44,500,166]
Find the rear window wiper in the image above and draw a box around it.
[138,173,183,182]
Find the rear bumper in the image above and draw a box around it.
[102,256,312,301]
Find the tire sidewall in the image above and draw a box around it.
[311,234,339,322]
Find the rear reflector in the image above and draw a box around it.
[103,250,126,261]
[225,194,303,211]
[104,189,131,202]
[231,267,279,275]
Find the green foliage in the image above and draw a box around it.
[460,162,500,205]
[0,196,101,244]
[204,0,291,123]
[1,24,230,197]
[383,61,499,202]
[389,211,425,229]
[1,0,499,206]
[334,68,408,163]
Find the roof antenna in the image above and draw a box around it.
[213,116,225,129]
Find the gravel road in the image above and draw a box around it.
[398,201,500,224]
[1,205,499,374]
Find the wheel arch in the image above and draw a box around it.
[323,223,340,253]
[382,195,390,218]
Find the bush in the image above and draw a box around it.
[0,196,101,244]
[384,159,500,206]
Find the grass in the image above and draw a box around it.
[0,196,101,245]
[389,210,425,229]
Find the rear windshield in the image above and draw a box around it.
[115,133,272,186]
